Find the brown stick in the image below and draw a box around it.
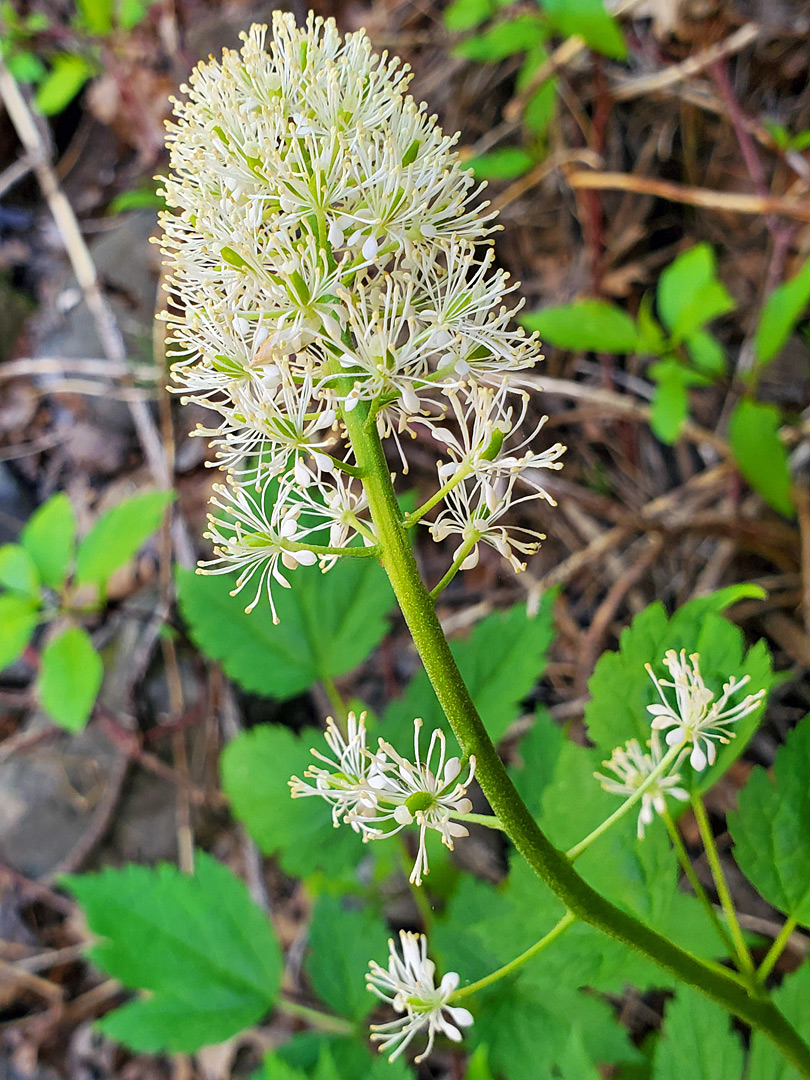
[565,169,810,221]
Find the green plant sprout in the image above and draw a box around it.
[55,13,810,1080]
[0,489,172,731]
[523,241,803,519]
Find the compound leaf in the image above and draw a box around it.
[728,715,810,927]
[64,851,281,1053]
[652,986,744,1080]
[177,556,393,700]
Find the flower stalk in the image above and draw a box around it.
[343,401,810,1078]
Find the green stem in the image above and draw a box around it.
[758,917,799,985]
[277,998,355,1036]
[452,912,577,1001]
[289,540,379,559]
[566,742,685,861]
[691,795,756,979]
[430,533,480,600]
[661,807,736,959]
[454,811,506,831]
[321,675,346,719]
[341,401,810,1078]
[405,464,472,527]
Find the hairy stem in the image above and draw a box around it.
[342,401,810,1077]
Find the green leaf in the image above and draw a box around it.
[7,50,47,83]
[444,0,497,31]
[509,706,563,817]
[0,544,40,598]
[272,1034,412,1080]
[38,627,102,733]
[453,15,547,61]
[35,53,94,115]
[75,490,174,587]
[657,245,734,341]
[585,591,772,793]
[75,0,113,33]
[728,715,810,927]
[118,0,156,30]
[0,593,39,670]
[20,493,76,590]
[686,329,726,378]
[636,293,667,355]
[465,1045,496,1080]
[63,851,282,1053]
[748,963,810,1080]
[754,255,810,367]
[728,399,794,518]
[521,300,638,353]
[177,556,393,700]
[382,598,555,748]
[540,0,627,59]
[517,42,557,137]
[259,1054,308,1080]
[305,896,389,1020]
[220,724,365,878]
[649,366,689,444]
[467,147,535,181]
[108,185,165,214]
[652,986,743,1080]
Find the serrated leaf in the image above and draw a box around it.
[521,300,638,353]
[541,0,626,59]
[221,724,365,878]
[728,715,810,927]
[0,593,39,670]
[748,963,810,1080]
[35,53,94,115]
[273,1034,413,1080]
[467,147,535,181]
[657,245,733,340]
[305,896,389,1020]
[177,556,393,700]
[75,490,174,587]
[382,598,555,749]
[0,544,40,598]
[63,851,281,1053]
[652,987,743,1080]
[728,398,794,518]
[453,15,547,61]
[585,591,772,793]
[754,255,810,367]
[38,626,102,732]
[20,493,76,590]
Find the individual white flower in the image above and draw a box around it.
[595,736,689,838]
[199,479,318,622]
[430,473,547,573]
[645,650,766,771]
[289,712,383,830]
[288,717,475,885]
[371,720,476,885]
[367,931,473,1062]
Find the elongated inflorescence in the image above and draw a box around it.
[158,11,564,621]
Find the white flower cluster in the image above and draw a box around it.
[596,650,765,835]
[367,931,473,1062]
[289,712,475,885]
[159,12,565,620]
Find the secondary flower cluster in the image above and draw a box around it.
[159,12,565,621]
[367,931,472,1062]
[289,712,475,885]
[596,650,765,836]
